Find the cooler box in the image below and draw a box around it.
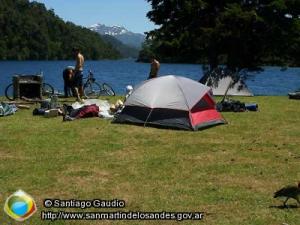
[245,103,258,111]
[13,75,43,99]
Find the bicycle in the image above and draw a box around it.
[5,82,54,101]
[83,70,115,98]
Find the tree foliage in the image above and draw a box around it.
[0,0,121,60]
[141,0,300,71]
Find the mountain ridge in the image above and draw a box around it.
[89,23,145,49]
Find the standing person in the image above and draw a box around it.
[148,57,160,79]
[72,47,84,102]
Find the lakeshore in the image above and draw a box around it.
[0,60,300,96]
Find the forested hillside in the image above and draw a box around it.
[0,0,121,60]
[101,35,139,58]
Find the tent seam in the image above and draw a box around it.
[174,76,194,128]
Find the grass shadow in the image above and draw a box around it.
[269,205,299,210]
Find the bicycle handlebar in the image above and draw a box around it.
[82,70,94,80]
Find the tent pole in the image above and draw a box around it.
[144,108,154,127]
[221,80,233,102]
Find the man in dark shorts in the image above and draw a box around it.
[72,47,84,102]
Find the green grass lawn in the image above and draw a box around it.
[0,96,299,225]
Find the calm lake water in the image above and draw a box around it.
[0,59,299,96]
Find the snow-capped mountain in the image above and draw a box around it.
[89,23,145,49]
[90,24,128,36]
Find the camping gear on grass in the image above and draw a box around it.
[44,109,59,118]
[114,75,226,130]
[216,98,258,112]
[245,103,258,111]
[0,102,18,116]
[50,95,59,109]
[216,75,258,112]
[288,91,300,99]
[216,98,246,112]
[12,75,43,99]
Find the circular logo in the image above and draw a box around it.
[4,190,37,221]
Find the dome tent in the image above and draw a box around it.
[114,75,226,131]
[200,72,253,96]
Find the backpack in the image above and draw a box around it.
[216,98,246,112]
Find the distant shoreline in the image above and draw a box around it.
[0,59,299,68]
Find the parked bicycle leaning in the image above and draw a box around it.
[83,70,115,98]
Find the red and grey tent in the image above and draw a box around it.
[114,75,226,130]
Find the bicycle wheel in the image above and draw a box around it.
[42,83,54,98]
[84,81,102,98]
[102,83,115,96]
[5,83,14,101]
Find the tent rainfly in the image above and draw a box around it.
[114,75,226,130]
[200,74,253,96]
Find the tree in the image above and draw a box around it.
[143,0,300,72]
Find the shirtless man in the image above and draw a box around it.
[72,47,84,101]
[148,57,160,79]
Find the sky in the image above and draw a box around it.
[33,0,157,34]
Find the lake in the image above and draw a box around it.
[0,59,299,96]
